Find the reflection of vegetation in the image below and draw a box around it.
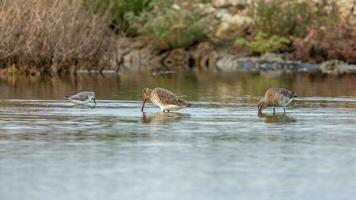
[142,112,189,124]
[243,74,293,96]
[258,112,297,124]
[236,32,289,55]
[1,73,356,101]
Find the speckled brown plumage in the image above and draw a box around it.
[141,87,191,112]
[257,88,297,114]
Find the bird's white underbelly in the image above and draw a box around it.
[151,97,183,111]
[70,99,89,104]
[278,97,293,107]
[70,99,95,107]
[160,104,182,111]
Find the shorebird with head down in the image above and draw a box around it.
[257,88,297,114]
[141,88,191,112]
[65,91,96,107]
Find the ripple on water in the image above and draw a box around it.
[0,99,356,200]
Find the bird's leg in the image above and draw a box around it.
[283,107,286,114]
[273,108,275,115]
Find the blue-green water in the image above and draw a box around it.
[0,73,356,200]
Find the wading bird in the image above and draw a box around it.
[141,88,191,112]
[257,88,297,114]
[65,91,96,107]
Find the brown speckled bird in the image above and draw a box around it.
[257,88,297,114]
[141,88,191,112]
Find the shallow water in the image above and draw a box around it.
[0,73,356,200]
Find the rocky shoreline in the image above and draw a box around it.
[3,38,355,77]
[1,0,355,77]
[111,38,356,76]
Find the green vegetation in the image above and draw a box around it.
[0,0,354,74]
[81,0,211,49]
[241,0,354,63]
[82,0,152,34]
[128,0,210,50]
[236,32,289,55]
[292,24,356,63]
[249,0,340,37]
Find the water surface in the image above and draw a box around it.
[0,73,356,200]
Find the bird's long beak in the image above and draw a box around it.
[141,99,146,112]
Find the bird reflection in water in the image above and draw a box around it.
[258,112,297,124]
[142,112,190,124]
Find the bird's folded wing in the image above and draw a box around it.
[70,93,90,101]
[156,89,188,106]
[278,88,293,97]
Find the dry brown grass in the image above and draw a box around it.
[0,0,117,74]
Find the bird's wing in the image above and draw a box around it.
[155,88,190,106]
[69,92,90,101]
[278,88,293,98]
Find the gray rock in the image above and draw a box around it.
[215,53,321,73]
[320,60,356,75]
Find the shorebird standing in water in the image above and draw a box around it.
[257,88,297,114]
[141,87,191,112]
[65,91,96,107]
